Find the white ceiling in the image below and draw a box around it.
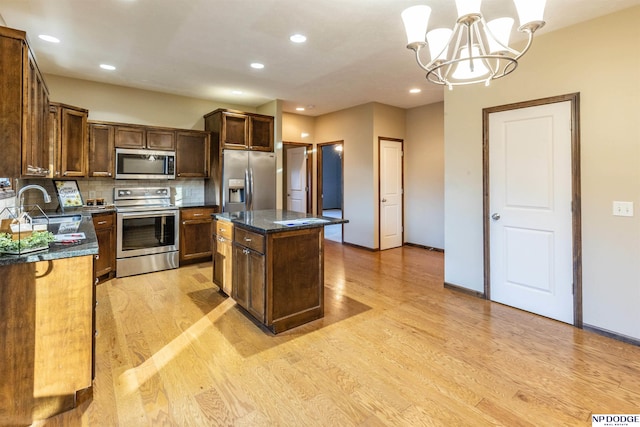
[1,0,639,116]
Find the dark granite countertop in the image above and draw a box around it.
[0,214,99,266]
[177,202,220,210]
[213,209,348,234]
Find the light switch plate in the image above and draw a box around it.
[612,201,634,217]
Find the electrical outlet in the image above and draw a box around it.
[612,201,634,217]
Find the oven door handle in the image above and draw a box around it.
[118,210,178,220]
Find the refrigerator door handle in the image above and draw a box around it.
[249,167,255,210]
[244,168,251,211]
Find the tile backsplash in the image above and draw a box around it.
[17,178,205,211]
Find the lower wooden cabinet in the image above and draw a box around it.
[212,220,233,295]
[92,212,116,282]
[180,207,217,265]
[230,224,324,334]
[233,240,266,322]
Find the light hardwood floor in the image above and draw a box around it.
[36,242,640,426]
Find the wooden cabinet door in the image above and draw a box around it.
[22,52,50,176]
[233,244,250,310]
[89,123,114,177]
[248,115,274,151]
[180,208,215,265]
[114,126,145,148]
[222,112,248,148]
[93,213,115,278]
[247,249,266,322]
[176,131,209,177]
[59,107,87,177]
[232,240,265,321]
[213,235,233,296]
[180,219,214,263]
[146,128,175,150]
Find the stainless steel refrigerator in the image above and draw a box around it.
[222,150,276,212]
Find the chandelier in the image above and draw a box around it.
[401,0,546,89]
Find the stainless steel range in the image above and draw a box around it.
[114,187,179,278]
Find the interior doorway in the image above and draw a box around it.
[282,142,313,213]
[317,141,344,243]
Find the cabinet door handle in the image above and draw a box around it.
[193,213,203,216]
[97,221,107,225]
[95,254,100,260]
[108,172,112,177]
[219,228,225,232]
[244,238,252,242]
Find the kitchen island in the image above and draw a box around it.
[0,215,98,425]
[213,210,347,333]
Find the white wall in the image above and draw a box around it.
[315,104,375,248]
[405,102,444,249]
[45,74,255,130]
[444,7,640,340]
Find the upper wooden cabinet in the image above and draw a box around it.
[176,130,210,178]
[88,122,115,177]
[0,26,50,178]
[49,102,88,178]
[249,115,274,151]
[147,128,176,150]
[204,109,274,152]
[114,124,176,150]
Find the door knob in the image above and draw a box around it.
[491,213,501,220]
[381,198,387,203]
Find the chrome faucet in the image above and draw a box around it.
[16,184,52,213]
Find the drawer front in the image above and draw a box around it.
[181,207,215,221]
[92,212,114,229]
[234,227,265,254]
[214,220,233,240]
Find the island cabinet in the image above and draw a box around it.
[179,207,218,265]
[212,219,234,295]
[204,108,274,152]
[233,227,266,322]
[49,102,89,178]
[0,255,94,425]
[232,224,324,333]
[88,122,115,177]
[0,26,50,178]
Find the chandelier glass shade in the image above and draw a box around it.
[401,0,546,89]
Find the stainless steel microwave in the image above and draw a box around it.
[115,148,176,180]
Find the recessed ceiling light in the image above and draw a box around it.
[232,90,243,95]
[250,62,265,69]
[409,88,421,94]
[296,107,305,111]
[100,64,116,71]
[301,132,309,138]
[38,34,60,43]
[290,34,307,43]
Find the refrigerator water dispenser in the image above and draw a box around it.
[228,179,245,203]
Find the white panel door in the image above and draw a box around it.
[489,101,573,324]
[286,146,307,213]
[380,139,403,250]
